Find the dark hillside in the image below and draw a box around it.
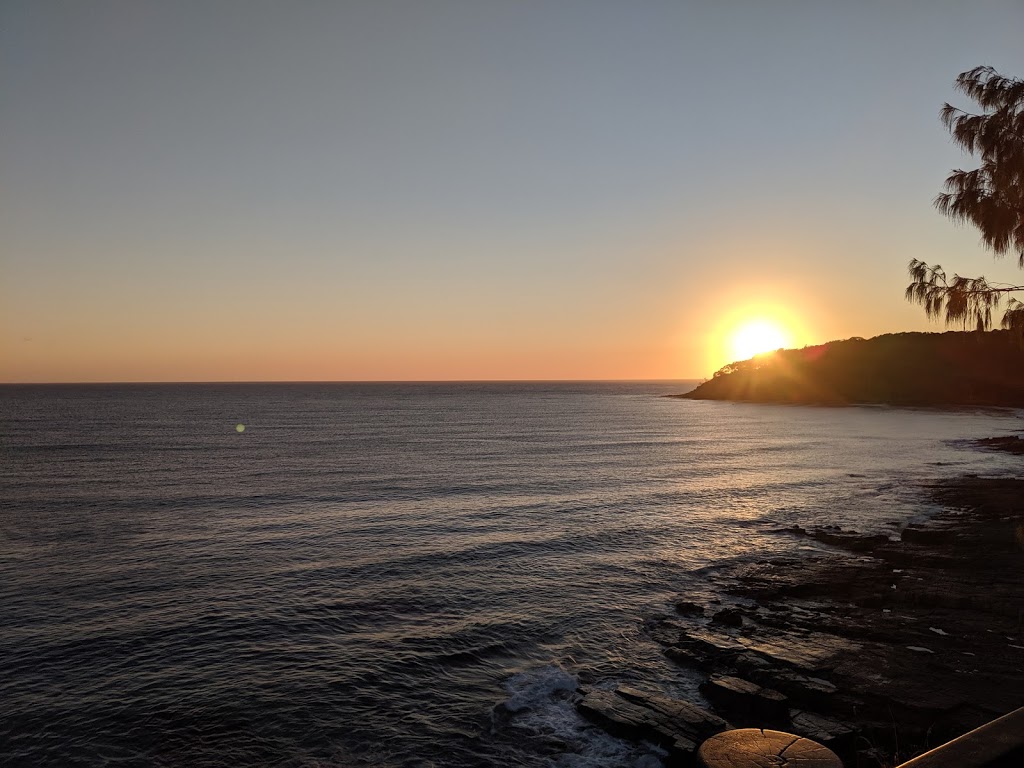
[681,331,1024,406]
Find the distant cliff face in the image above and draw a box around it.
[681,331,1024,406]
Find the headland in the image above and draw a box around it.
[678,331,1024,407]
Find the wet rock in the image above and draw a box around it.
[811,527,891,552]
[699,675,789,727]
[576,685,729,759]
[711,608,743,627]
[681,628,746,657]
[737,632,856,674]
[658,626,748,671]
[662,644,712,669]
[728,558,894,603]
[973,435,1024,455]
[645,619,687,647]
[779,525,808,536]
[674,600,704,616]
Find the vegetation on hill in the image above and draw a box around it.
[681,331,1024,406]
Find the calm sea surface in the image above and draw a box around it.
[2,382,1022,767]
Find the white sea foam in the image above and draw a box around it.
[500,665,667,768]
[503,665,578,713]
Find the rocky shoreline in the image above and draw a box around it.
[574,449,1024,767]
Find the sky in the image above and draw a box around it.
[2,1,1024,382]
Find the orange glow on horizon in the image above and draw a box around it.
[703,299,810,375]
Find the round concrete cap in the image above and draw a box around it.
[698,728,843,768]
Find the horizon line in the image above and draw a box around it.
[0,377,704,386]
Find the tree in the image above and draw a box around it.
[906,66,1024,332]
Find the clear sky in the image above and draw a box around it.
[3,1,1023,382]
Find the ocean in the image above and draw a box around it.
[2,382,1021,767]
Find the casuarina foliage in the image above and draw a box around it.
[906,67,1024,332]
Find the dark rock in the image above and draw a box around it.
[660,628,740,670]
[711,608,743,627]
[790,710,858,751]
[645,619,686,647]
[973,435,1024,455]
[681,628,746,656]
[641,474,1024,766]
[576,685,729,759]
[780,525,808,536]
[731,652,774,676]
[727,557,895,603]
[901,525,957,545]
[855,593,888,608]
[699,675,789,727]
[744,668,837,709]
[811,527,891,552]
[747,606,799,631]
[737,632,855,674]
[674,600,704,616]
[663,644,712,669]
[826,645,1004,735]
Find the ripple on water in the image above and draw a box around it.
[1,383,1021,766]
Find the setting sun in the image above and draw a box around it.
[702,296,810,375]
[729,319,791,362]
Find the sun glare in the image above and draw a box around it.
[729,320,790,362]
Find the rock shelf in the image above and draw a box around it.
[575,475,1024,766]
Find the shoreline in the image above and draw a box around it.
[575,441,1024,766]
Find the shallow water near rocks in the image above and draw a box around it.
[2,382,1021,767]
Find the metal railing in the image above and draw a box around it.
[894,707,1024,768]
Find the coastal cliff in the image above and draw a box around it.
[680,330,1024,407]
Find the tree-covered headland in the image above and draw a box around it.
[682,330,1024,406]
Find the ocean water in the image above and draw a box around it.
[2,382,1022,768]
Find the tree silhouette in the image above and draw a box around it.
[906,67,1024,332]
